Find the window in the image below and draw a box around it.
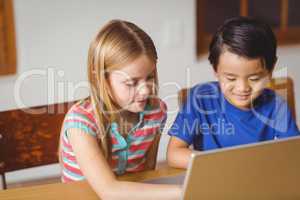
[197,0,300,57]
[0,0,16,75]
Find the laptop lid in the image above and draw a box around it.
[182,136,300,200]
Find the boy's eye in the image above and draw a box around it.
[249,77,260,81]
[226,76,236,81]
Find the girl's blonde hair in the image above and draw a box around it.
[87,20,158,159]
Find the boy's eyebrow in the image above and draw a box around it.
[248,72,265,76]
[223,71,265,76]
[223,72,237,76]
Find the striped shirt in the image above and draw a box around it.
[60,99,167,182]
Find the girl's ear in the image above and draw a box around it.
[105,75,113,94]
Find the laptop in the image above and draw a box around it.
[145,136,300,200]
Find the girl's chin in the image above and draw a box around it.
[124,103,146,113]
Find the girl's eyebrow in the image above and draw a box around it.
[125,69,155,81]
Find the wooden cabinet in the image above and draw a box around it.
[0,101,75,189]
[0,0,16,75]
[197,0,300,57]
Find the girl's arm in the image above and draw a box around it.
[167,136,193,169]
[67,128,182,200]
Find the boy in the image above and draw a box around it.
[167,17,300,169]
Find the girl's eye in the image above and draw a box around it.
[147,76,155,81]
[125,81,137,87]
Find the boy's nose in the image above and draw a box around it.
[237,80,251,93]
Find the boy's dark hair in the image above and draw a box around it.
[208,16,277,72]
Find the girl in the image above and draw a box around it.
[59,20,181,200]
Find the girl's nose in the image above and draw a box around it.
[137,82,151,97]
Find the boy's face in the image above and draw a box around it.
[215,51,272,110]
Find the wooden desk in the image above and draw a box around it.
[0,165,184,200]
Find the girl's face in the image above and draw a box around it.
[108,55,156,113]
[215,51,272,110]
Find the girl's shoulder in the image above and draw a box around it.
[143,98,167,121]
[65,98,96,123]
[68,98,93,111]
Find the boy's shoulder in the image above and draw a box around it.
[190,81,220,96]
[257,88,285,106]
[180,81,221,109]
[186,82,220,104]
[260,88,276,98]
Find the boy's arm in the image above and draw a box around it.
[167,136,193,169]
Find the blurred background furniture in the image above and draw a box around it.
[0,101,75,189]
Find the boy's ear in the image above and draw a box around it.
[213,70,219,80]
[272,56,278,71]
[269,56,278,78]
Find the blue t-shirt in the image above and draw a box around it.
[168,82,300,151]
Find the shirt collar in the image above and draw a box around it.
[110,111,145,151]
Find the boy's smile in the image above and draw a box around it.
[215,51,272,110]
